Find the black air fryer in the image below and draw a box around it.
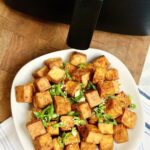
[5,0,150,49]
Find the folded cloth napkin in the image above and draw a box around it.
[0,90,149,150]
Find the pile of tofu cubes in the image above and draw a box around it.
[15,51,137,150]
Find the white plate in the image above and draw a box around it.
[11,48,144,150]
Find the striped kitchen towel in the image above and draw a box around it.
[0,89,150,150]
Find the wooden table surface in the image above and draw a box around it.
[0,0,150,122]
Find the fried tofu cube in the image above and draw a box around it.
[26,120,46,140]
[33,66,49,78]
[34,133,53,150]
[16,83,33,103]
[60,116,74,131]
[85,124,102,144]
[78,102,92,119]
[85,90,102,108]
[88,115,98,125]
[65,81,81,97]
[97,81,119,98]
[105,68,119,81]
[80,142,96,150]
[121,108,137,128]
[70,52,87,66]
[64,132,80,145]
[47,66,65,83]
[54,96,71,115]
[93,67,106,84]
[92,55,110,69]
[72,69,90,87]
[45,57,63,69]
[114,124,128,143]
[77,125,87,139]
[35,77,51,92]
[65,63,77,74]
[98,123,113,134]
[86,63,95,73]
[65,143,80,150]
[34,91,52,108]
[105,99,123,118]
[53,138,64,150]
[99,134,114,150]
[47,121,59,136]
[115,92,131,108]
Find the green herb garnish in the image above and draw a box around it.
[74,117,86,126]
[94,102,117,125]
[87,81,96,90]
[78,63,86,69]
[71,127,78,136]
[52,122,64,128]
[67,111,80,117]
[34,104,59,127]
[129,103,136,110]
[58,137,64,148]
[65,69,72,80]
[49,83,67,98]
[70,90,84,104]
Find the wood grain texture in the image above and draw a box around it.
[0,0,150,122]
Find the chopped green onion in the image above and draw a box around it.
[87,81,96,90]
[49,83,67,98]
[78,63,86,69]
[65,69,72,80]
[67,111,80,117]
[34,104,59,127]
[129,103,136,109]
[74,117,86,126]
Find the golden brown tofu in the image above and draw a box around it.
[45,57,63,69]
[35,77,51,92]
[88,115,98,125]
[98,123,113,134]
[65,63,77,74]
[47,66,65,83]
[47,121,59,136]
[54,96,71,115]
[121,108,137,128]
[16,83,33,103]
[105,99,123,119]
[93,67,106,84]
[65,81,81,97]
[60,116,74,131]
[85,90,102,108]
[26,120,46,140]
[80,142,96,150]
[78,102,92,119]
[70,52,87,66]
[105,68,119,81]
[65,143,80,150]
[86,63,95,73]
[84,124,102,144]
[53,138,64,150]
[64,132,80,145]
[92,55,110,69]
[34,91,52,108]
[33,66,49,78]
[99,134,114,150]
[77,125,87,138]
[97,81,119,98]
[115,91,131,108]
[114,124,128,143]
[34,133,53,150]
[72,69,90,87]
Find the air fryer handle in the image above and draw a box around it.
[67,0,103,50]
